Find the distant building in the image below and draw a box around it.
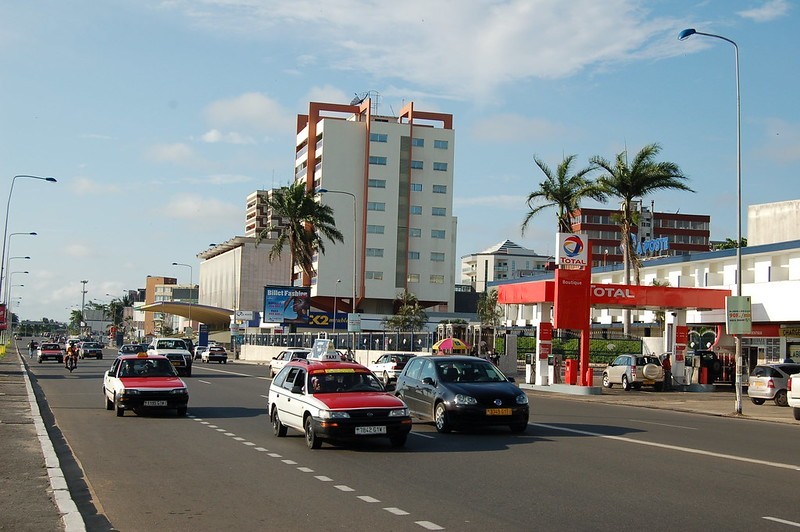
[244,189,288,239]
[570,203,711,267]
[143,276,176,336]
[460,240,552,293]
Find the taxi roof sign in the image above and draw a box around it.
[308,338,341,361]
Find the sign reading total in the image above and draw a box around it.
[555,233,588,268]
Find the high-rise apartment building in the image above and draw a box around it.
[143,276,176,336]
[294,99,456,314]
[244,189,286,239]
[461,240,552,293]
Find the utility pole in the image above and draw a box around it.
[80,280,88,336]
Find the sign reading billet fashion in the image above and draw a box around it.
[263,286,311,325]
[555,233,588,268]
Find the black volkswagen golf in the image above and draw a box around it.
[394,355,529,433]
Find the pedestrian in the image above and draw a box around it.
[661,353,672,392]
[28,340,36,358]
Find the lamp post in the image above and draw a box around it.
[8,271,29,323]
[679,28,744,414]
[4,254,31,313]
[172,262,194,337]
[2,233,35,334]
[80,280,89,337]
[0,175,56,304]
[333,278,341,338]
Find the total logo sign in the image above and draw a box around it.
[555,233,588,267]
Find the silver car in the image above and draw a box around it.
[747,363,800,407]
[602,354,665,391]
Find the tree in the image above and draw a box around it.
[590,143,694,288]
[477,288,503,329]
[713,237,747,250]
[382,290,428,332]
[68,310,83,331]
[257,181,344,282]
[522,154,604,235]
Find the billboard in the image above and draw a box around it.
[263,286,311,325]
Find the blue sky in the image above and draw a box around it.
[1,0,797,322]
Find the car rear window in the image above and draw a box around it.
[41,344,60,350]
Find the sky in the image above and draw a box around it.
[1,0,798,323]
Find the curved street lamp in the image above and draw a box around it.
[679,28,744,414]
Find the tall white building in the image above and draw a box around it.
[461,240,552,293]
[294,100,457,315]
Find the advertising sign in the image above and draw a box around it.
[725,295,752,335]
[555,233,588,268]
[553,268,591,329]
[263,286,311,325]
[0,304,6,330]
[348,313,362,332]
[234,310,254,321]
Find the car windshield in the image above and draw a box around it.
[120,345,144,354]
[637,356,661,365]
[308,370,384,394]
[156,340,186,349]
[84,343,101,348]
[119,359,178,377]
[435,360,507,383]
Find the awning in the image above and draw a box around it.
[138,301,234,326]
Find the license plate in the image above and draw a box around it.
[171,361,180,366]
[644,380,655,385]
[144,400,168,407]
[355,426,386,435]
[486,408,512,416]
[752,381,764,388]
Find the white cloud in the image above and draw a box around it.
[161,194,241,225]
[64,244,92,258]
[200,128,256,144]
[305,85,351,107]
[204,92,295,134]
[146,143,195,163]
[470,114,570,142]
[71,177,120,195]
[737,0,790,22]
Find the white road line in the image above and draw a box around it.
[297,467,314,473]
[224,432,235,436]
[242,442,256,446]
[412,431,436,439]
[207,425,218,429]
[268,453,282,458]
[532,422,800,471]
[233,437,245,441]
[763,516,800,527]
[260,394,269,399]
[315,476,333,482]
[282,459,297,465]
[335,485,355,492]
[415,521,444,530]
[358,496,380,503]
[255,447,269,452]
[384,508,410,516]
[629,419,698,430]
[215,428,226,432]
[197,380,211,385]
[197,367,259,378]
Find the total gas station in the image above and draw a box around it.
[496,233,733,389]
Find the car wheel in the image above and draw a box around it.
[305,416,321,449]
[602,373,612,388]
[115,395,124,417]
[105,391,113,410]
[632,383,642,390]
[774,390,788,407]
[177,406,187,417]
[750,397,765,405]
[271,407,287,437]
[510,422,528,433]
[434,402,452,433]
[389,434,407,448]
[621,375,631,391]
[383,372,390,386]
[794,407,800,421]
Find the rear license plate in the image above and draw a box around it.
[486,408,512,416]
[171,361,180,366]
[752,381,764,388]
[143,400,168,407]
[644,380,655,385]
[355,426,386,435]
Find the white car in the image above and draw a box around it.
[194,345,208,360]
[269,348,311,378]
[788,373,800,420]
[602,354,665,391]
[147,338,193,377]
[368,352,415,385]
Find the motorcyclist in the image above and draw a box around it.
[65,343,78,370]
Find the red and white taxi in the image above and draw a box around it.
[103,353,189,417]
[268,341,412,449]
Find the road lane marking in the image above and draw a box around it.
[255,447,269,452]
[628,419,698,430]
[315,476,333,482]
[763,517,800,527]
[242,442,256,446]
[412,432,436,439]
[197,380,211,385]
[216,428,226,432]
[358,496,380,503]
[385,508,410,516]
[335,485,355,492]
[297,467,314,473]
[224,432,235,436]
[282,459,297,465]
[532,422,800,471]
[233,437,245,441]
[268,453,282,458]
[198,366,270,379]
[416,521,444,530]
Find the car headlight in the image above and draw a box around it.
[454,394,477,405]
[318,410,350,419]
[516,394,529,405]
[388,407,409,417]
[170,388,188,395]
[121,389,140,396]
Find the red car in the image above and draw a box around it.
[37,343,64,364]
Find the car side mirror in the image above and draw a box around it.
[507,376,516,383]
[384,383,396,392]
[422,377,435,385]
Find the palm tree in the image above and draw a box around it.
[257,181,344,283]
[590,143,693,335]
[713,237,747,250]
[522,154,604,235]
[382,290,428,331]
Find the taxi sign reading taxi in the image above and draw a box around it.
[725,295,752,335]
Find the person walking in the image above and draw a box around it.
[28,340,36,358]
[661,353,672,392]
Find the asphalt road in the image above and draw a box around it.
[25,348,800,531]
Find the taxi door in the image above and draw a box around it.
[276,367,307,432]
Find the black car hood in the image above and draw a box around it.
[439,381,521,398]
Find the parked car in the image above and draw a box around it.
[788,373,800,420]
[268,355,411,449]
[602,354,665,391]
[269,348,311,378]
[394,355,529,433]
[202,345,228,364]
[747,363,800,407]
[368,353,415,385]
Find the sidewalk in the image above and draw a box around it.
[0,347,83,532]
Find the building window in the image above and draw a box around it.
[431,229,445,239]
[411,160,423,170]
[430,275,445,284]
[366,248,384,257]
[432,207,446,216]
[410,205,422,215]
[365,271,383,280]
[431,252,445,262]
[408,273,420,283]
[368,179,386,188]
[434,140,448,149]
[411,138,424,147]
[369,156,387,165]
[411,183,423,192]
[410,228,421,237]
[367,225,385,234]
[409,251,420,260]
[432,184,447,194]
[367,202,386,211]
[370,133,388,143]
[433,162,448,171]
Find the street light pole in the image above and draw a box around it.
[679,28,744,414]
[333,278,341,337]
[172,262,194,337]
[2,233,36,340]
[80,280,88,337]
